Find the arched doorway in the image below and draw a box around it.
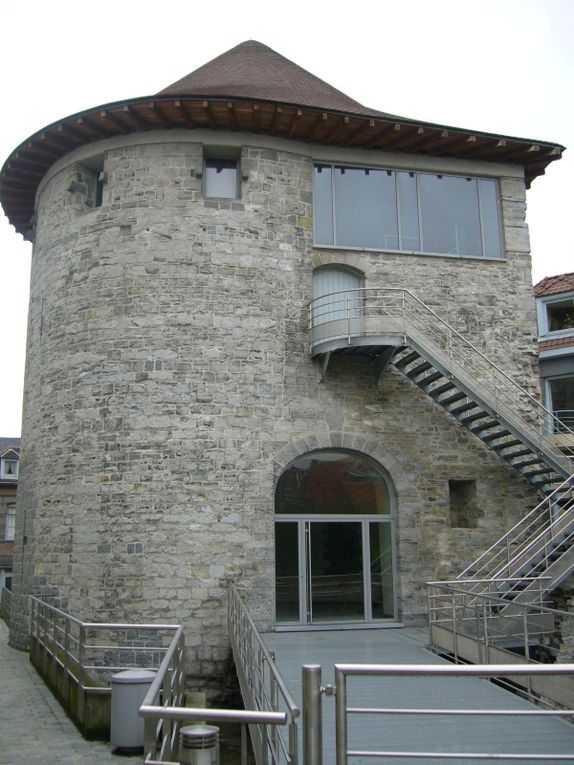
[275,449,396,626]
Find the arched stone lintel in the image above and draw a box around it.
[272,431,412,500]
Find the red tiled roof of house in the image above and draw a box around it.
[158,40,389,117]
[534,272,574,297]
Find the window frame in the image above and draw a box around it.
[4,503,15,541]
[537,292,574,338]
[0,457,19,480]
[543,373,574,433]
[313,162,504,260]
[203,156,240,200]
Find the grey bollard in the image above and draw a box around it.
[180,724,220,765]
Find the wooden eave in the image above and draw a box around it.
[0,94,565,239]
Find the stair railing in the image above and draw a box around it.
[308,287,574,471]
[458,475,574,584]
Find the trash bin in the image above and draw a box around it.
[110,669,156,752]
[180,725,220,765]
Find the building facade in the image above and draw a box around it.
[0,438,20,591]
[0,42,566,686]
[535,273,574,436]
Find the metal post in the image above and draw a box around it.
[302,664,322,765]
[334,666,346,765]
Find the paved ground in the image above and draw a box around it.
[264,627,574,765]
[0,619,141,765]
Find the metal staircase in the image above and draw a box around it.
[309,288,574,639]
[457,474,574,607]
[309,286,574,494]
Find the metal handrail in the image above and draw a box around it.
[308,287,574,470]
[458,474,574,584]
[332,663,574,764]
[229,582,300,765]
[427,578,574,671]
[30,596,179,684]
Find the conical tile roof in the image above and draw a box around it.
[0,40,565,238]
[158,40,386,116]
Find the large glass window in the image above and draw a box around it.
[313,163,502,259]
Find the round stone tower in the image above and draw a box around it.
[1,41,561,688]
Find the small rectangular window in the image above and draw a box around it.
[204,158,239,198]
[1,459,18,479]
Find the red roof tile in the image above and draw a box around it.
[158,40,387,117]
[534,272,574,297]
[539,337,574,352]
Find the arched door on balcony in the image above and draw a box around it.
[311,268,362,346]
[275,449,396,626]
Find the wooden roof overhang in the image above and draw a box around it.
[0,94,565,239]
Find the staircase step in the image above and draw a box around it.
[492,439,523,452]
[430,381,456,398]
[459,410,491,426]
[438,390,465,406]
[522,467,553,478]
[468,421,499,435]
[407,361,432,378]
[418,371,445,388]
[482,430,512,444]
[394,351,421,369]
[511,457,543,469]
[449,400,477,415]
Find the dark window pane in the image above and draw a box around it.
[397,171,420,251]
[547,299,574,332]
[310,522,364,622]
[334,167,398,249]
[419,174,482,257]
[276,450,391,515]
[314,165,334,245]
[275,522,300,622]
[205,159,238,198]
[370,522,395,619]
[478,179,502,258]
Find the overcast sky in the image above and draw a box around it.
[1,0,572,437]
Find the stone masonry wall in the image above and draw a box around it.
[10,133,542,688]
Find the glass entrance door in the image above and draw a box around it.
[275,449,396,626]
[275,518,395,625]
[308,521,364,622]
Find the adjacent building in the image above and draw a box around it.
[535,273,574,436]
[0,438,20,590]
[0,41,568,689]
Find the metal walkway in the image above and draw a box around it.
[262,627,574,764]
[0,619,140,765]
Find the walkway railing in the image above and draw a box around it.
[229,583,300,765]
[308,287,574,468]
[457,474,574,586]
[427,579,574,705]
[305,662,574,764]
[29,596,180,735]
[139,584,298,765]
